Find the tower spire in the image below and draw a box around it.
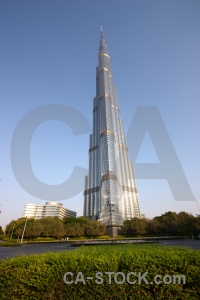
[99,27,107,53]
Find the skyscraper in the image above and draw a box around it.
[84,30,140,227]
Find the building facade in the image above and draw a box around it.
[22,202,76,219]
[84,30,141,226]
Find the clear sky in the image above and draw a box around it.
[1,0,200,228]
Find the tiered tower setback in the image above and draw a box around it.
[84,30,140,226]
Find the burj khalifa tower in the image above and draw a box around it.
[84,30,141,227]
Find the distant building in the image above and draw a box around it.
[22,202,76,219]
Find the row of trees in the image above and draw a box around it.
[123,211,200,236]
[5,217,106,240]
[3,211,200,240]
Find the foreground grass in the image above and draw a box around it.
[0,244,199,299]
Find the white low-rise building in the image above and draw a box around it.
[22,202,76,219]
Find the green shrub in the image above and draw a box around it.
[0,244,199,299]
[1,235,12,242]
[32,237,57,242]
[95,235,111,239]
[0,242,21,247]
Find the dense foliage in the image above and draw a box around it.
[122,211,200,237]
[0,244,199,299]
[5,217,106,240]
[3,211,200,241]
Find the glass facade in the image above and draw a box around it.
[84,30,141,226]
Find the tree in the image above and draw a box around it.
[24,221,42,239]
[194,216,200,234]
[64,223,84,238]
[177,212,196,235]
[0,226,4,235]
[39,217,65,238]
[85,221,106,238]
[5,220,15,235]
[15,226,23,237]
[12,218,30,238]
[6,218,27,236]
[160,212,179,236]
[147,217,163,235]
[122,218,148,236]
[53,220,65,239]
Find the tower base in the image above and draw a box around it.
[106,226,123,238]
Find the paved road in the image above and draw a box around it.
[158,239,200,250]
[0,239,199,260]
[0,243,76,260]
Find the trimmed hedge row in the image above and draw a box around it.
[0,242,21,247]
[0,244,200,299]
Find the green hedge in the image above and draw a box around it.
[0,242,21,247]
[0,244,199,299]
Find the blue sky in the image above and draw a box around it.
[1,0,200,227]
